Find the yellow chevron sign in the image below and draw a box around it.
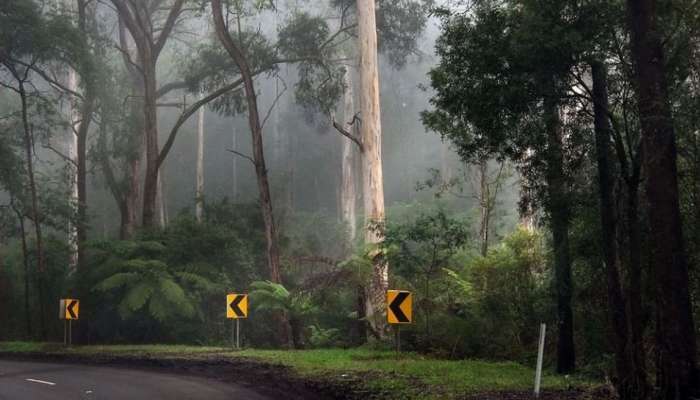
[387,290,412,324]
[226,294,248,319]
[59,299,79,320]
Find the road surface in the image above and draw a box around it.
[0,360,272,399]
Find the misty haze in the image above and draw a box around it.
[1,0,699,399]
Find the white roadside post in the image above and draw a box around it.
[534,323,546,397]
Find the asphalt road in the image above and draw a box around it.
[0,360,272,399]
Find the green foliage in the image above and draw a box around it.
[385,208,470,281]
[179,30,277,116]
[250,280,316,320]
[92,241,211,322]
[76,204,266,344]
[421,0,610,210]
[308,325,341,348]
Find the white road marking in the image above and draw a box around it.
[26,378,56,386]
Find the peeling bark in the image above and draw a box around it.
[357,0,388,338]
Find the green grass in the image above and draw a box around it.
[0,342,595,399]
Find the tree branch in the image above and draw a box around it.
[226,149,256,166]
[331,113,364,152]
[156,80,188,98]
[154,0,185,57]
[157,77,245,169]
[44,143,77,168]
[260,77,287,129]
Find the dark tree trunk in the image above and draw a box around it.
[141,57,159,227]
[478,160,490,257]
[212,0,288,347]
[18,83,45,277]
[211,0,281,284]
[591,61,648,399]
[625,166,648,393]
[13,203,32,339]
[111,0,184,229]
[626,0,700,397]
[76,95,93,271]
[18,81,47,340]
[543,86,575,374]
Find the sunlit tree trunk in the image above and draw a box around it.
[357,0,388,338]
[341,65,358,242]
[156,169,167,227]
[626,0,700,396]
[195,100,205,223]
[67,68,79,270]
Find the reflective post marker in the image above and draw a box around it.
[534,323,546,397]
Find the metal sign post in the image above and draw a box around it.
[534,323,546,398]
[236,319,240,349]
[231,319,235,349]
[395,326,401,353]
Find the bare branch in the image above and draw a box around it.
[154,0,185,57]
[261,77,288,129]
[156,80,188,98]
[226,148,256,166]
[157,77,245,169]
[10,59,84,100]
[44,143,77,168]
[331,113,364,152]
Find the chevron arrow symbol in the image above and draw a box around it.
[229,295,245,317]
[389,292,410,323]
[67,300,78,319]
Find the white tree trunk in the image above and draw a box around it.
[357,0,388,338]
[67,69,79,270]
[341,65,358,242]
[441,141,453,183]
[232,124,238,201]
[195,99,205,222]
[478,160,489,256]
[156,170,167,228]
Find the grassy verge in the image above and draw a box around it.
[0,342,596,399]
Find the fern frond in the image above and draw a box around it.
[123,281,155,312]
[93,272,139,292]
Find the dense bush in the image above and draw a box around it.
[0,200,612,374]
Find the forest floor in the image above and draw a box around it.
[0,342,611,399]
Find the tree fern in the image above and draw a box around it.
[123,281,154,312]
[93,272,139,292]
